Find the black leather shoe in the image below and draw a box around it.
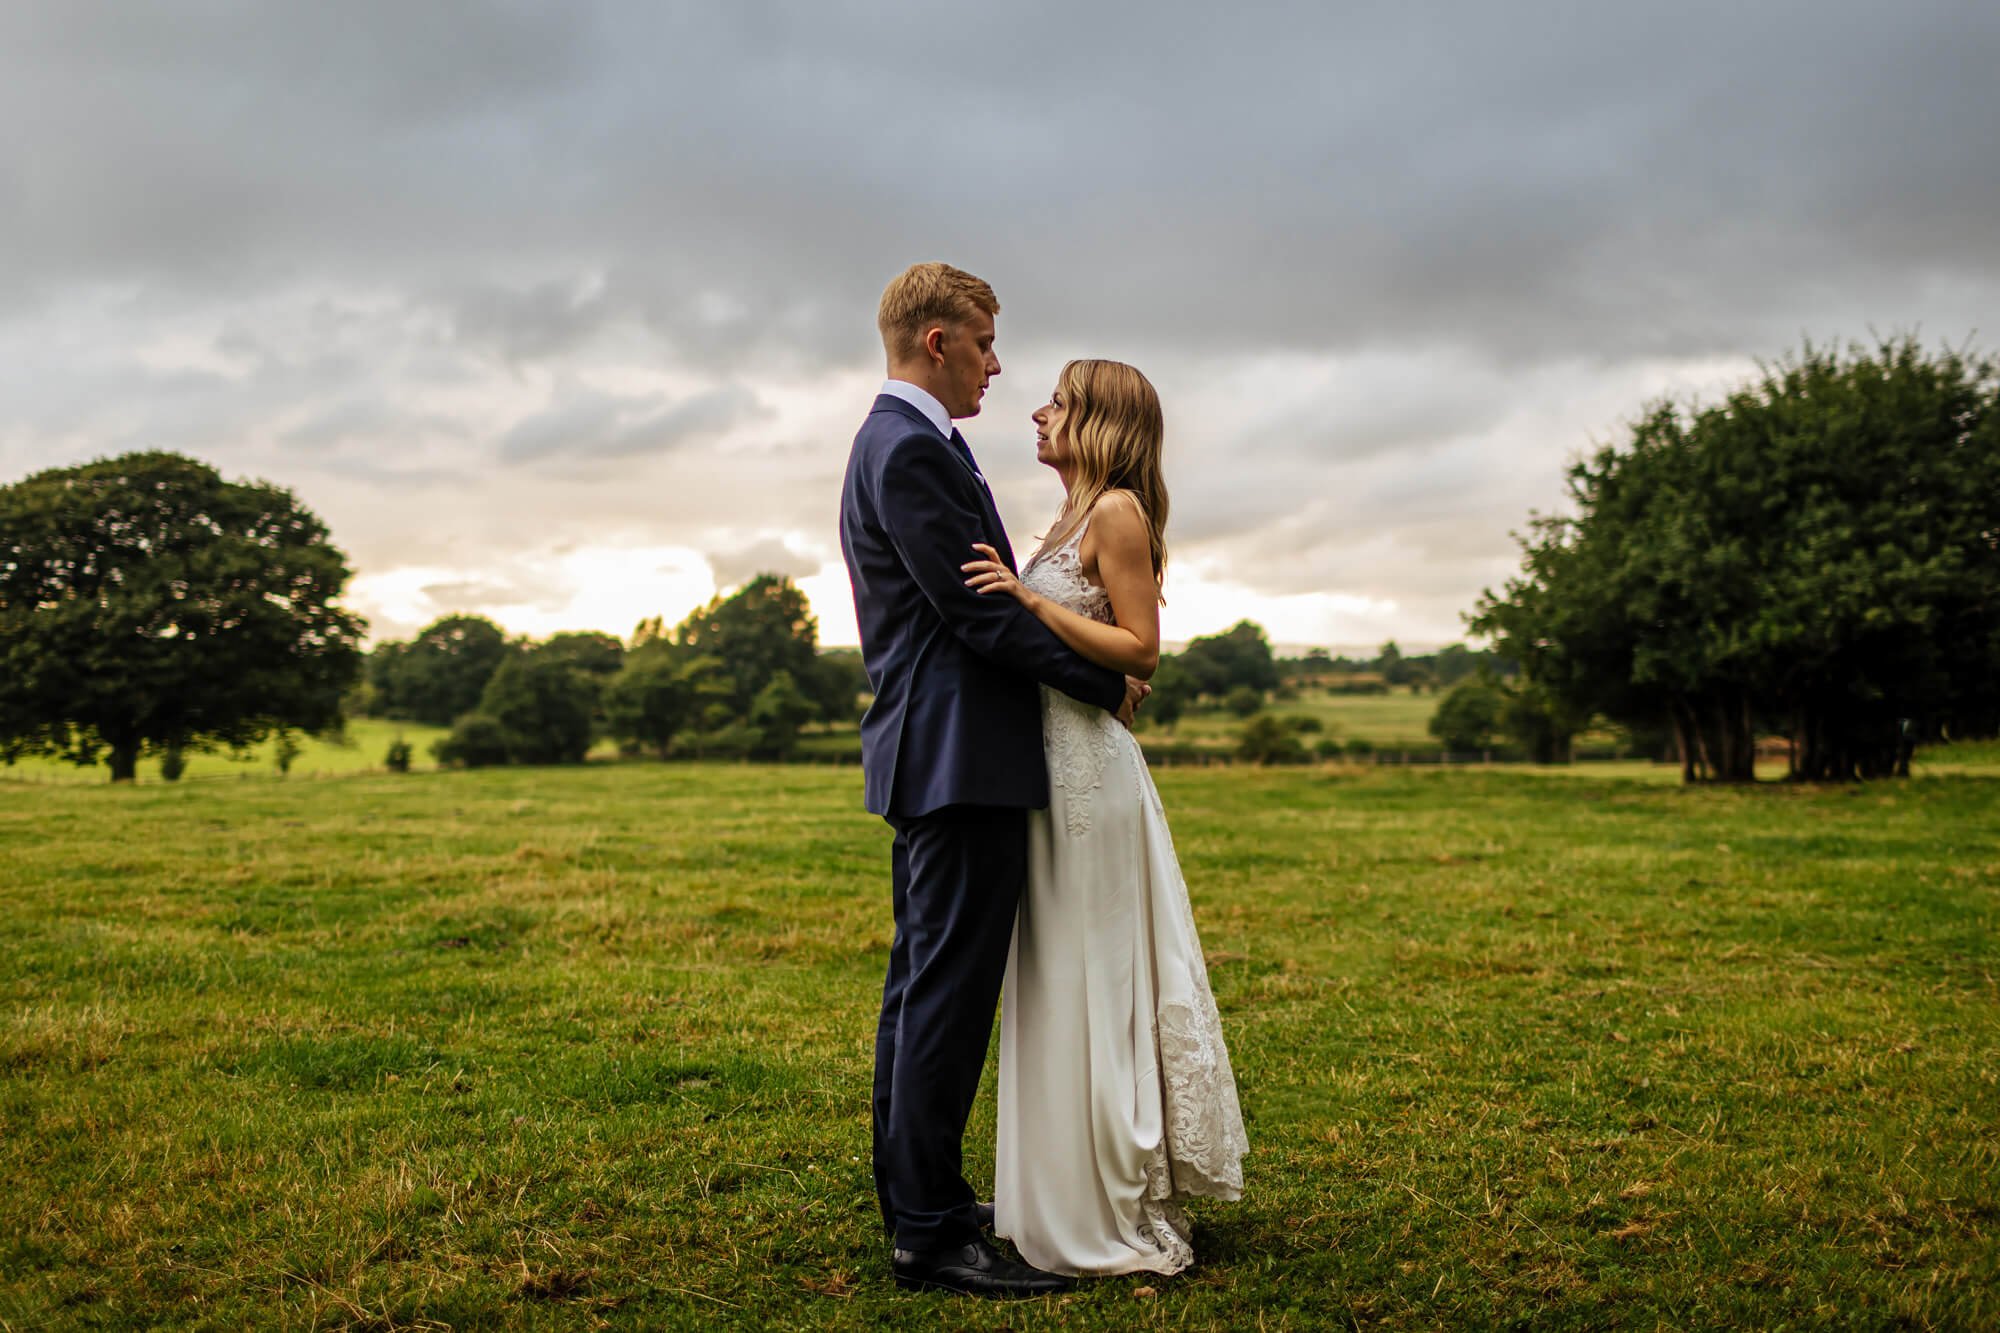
[975,1201,996,1231]
[892,1238,1074,1298]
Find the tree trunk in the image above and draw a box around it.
[1676,692,1757,784]
[1792,708,1915,782]
[1735,692,1758,782]
[108,740,139,783]
[1794,710,1822,781]
[1670,697,1701,784]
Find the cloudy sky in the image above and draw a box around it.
[3,3,1995,651]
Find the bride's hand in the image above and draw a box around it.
[963,543,1036,607]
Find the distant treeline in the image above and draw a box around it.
[1148,625,1506,727]
[357,576,867,767]
[359,585,1508,770]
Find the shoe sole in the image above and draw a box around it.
[893,1273,1070,1299]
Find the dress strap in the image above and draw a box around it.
[1026,508,1091,573]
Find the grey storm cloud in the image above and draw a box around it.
[7,2,1995,360]
[0,1,1994,644]
[496,382,769,463]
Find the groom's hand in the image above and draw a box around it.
[1116,676,1151,727]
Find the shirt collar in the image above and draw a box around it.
[879,379,953,440]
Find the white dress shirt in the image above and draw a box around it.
[879,379,953,440]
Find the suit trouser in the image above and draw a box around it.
[873,803,1028,1252]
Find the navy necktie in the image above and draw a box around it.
[950,429,989,489]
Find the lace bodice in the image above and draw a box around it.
[1022,520,1114,624]
[1023,521,1122,836]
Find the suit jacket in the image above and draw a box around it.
[840,394,1126,816]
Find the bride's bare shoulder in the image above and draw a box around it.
[1088,489,1150,539]
[1080,490,1151,568]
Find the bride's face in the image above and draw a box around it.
[1031,384,1071,472]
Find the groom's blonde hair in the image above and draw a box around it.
[878,263,1000,361]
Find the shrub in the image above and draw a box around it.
[1345,737,1376,757]
[158,746,187,782]
[681,720,759,761]
[385,738,413,773]
[1238,714,1308,765]
[273,730,303,776]
[1225,685,1264,718]
[1314,737,1345,760]
[479,652,596,764]
[1139,740,1229,767]
[434,713,512,768]
[1430,680,1506,752]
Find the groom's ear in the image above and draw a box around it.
[923,324,948,364]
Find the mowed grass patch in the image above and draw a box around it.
[1,764,1996,1330]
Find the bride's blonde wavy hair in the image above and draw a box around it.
[1041,359,1169,596]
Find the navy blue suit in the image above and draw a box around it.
[839,393,1124,1251]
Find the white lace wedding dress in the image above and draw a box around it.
[994,519,1248,1276]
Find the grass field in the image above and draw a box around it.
[1164,688,1443,748]
[3,761,1997,1329]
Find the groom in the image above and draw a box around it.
[839,263,1144,1297]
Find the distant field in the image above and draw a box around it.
[3,762,1995,1329]
[0,717,455,785]
[11,702,1997,786]
[1161,686,1443,747]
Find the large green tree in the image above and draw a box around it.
[669,574,823,717]
[0,452,365,781]
[1473,338,2000,781]
[809,648,870,725]
[1178,620,1279,698]
[539,630,625,680]
[475,648,597,765]
[369,615,512,726]
[604,646,731,759]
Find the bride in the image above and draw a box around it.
[961,358,1247,1276]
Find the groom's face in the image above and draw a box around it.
[934,309,1000,419]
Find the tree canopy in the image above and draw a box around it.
[1472,337,2000,781]
[1176,620,1279,698]
[368,614,513,726]
[0,452,366,780]
[671,575,823,717]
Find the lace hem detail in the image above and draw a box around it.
[1155,996,1248,1200]
[1134,1187,1194,1274]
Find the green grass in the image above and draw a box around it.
[2,763,1996,1329]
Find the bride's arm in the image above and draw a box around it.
[962,491,1161,679]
